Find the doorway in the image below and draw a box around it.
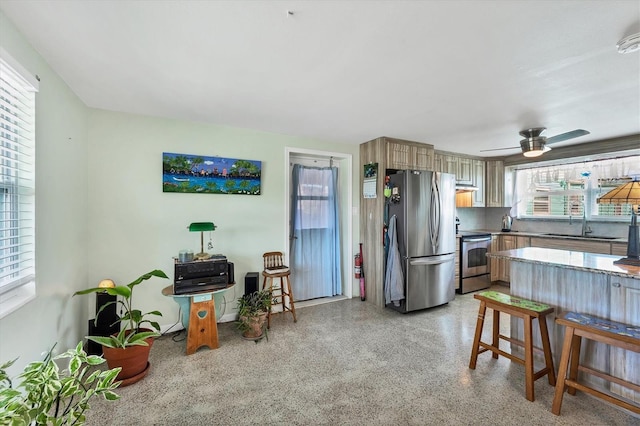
[285,148,353,306]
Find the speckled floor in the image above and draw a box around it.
[84,285,639,425]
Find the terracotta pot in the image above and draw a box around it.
[101,331,154,386]
[240,312,268,339]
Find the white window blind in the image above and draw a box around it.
[0,53,37,298]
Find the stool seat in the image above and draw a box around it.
[469,290,556,402]
[261,251,297,329]
[552,312,640,415]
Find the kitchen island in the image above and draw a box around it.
[487,247,640,409]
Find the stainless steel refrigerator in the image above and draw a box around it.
[386,170,456,312]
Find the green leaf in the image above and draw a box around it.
[85,355,106,366]
[86,335,124,349]
[103,390,120,401]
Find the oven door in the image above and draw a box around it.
[462,237,491,277]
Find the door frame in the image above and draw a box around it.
[284,147,353,299]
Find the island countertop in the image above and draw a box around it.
[487,247,640,280]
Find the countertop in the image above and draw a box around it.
[456,229,627,243]
[487,247,640,280]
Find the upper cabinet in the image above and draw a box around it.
[433,153,458,175]
[386,139,434,171]
[486,160,505,207]
[471,159,485,207]
[456,157,473,185]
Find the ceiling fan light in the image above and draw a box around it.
[520,138,551,157]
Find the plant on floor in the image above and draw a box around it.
[73,269,169,349]
[0,342,120,426]
[73,269,168,385]
[236,288,272,341]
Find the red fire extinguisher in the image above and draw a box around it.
[354,254,362,279]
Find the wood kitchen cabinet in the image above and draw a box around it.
[471,159,485,207]
[456,157,473,185]
[485,160,505,207]
[490,235,500,282]
[500,235,517,281]
[609,276,640,404]
[433,152,458,175]
[387,139,435,171]
[360,136,434,307]
[611,242,627,256]
[530,237,611,254]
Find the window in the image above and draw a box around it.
[0,50,38,318]
[511,155,639,221]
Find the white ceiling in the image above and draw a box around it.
[1,1,639,156]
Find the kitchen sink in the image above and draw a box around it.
[543,233,619,240]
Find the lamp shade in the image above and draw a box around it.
[188,222,216,232]
[596,180,640,205]
[98,279,115,288]
[597,178,640,266]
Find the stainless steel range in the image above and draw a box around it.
[458,231,491,294]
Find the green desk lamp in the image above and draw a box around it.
[188,222,216,260]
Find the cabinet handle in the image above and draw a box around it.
[612,282,621,288]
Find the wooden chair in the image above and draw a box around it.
[551,312,640,415]
[261,251,297,329]
[469,291,556,402]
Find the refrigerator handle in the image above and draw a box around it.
[409,254,455,266]
[430,172,441,250]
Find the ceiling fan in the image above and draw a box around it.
[482,127,590,157]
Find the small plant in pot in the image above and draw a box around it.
[73,269,168,386]
[236,289,272,341]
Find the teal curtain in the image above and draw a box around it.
[290,164,342,300]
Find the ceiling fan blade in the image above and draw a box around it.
[546,129,590,145]
[480,146,520,152]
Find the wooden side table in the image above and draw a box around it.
[162,283,235,355]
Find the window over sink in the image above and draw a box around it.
[509,155,639,221]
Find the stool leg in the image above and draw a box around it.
[538,315,556,386]
[285,274,297,322]
[524,315,535,401]
[469,301,487,369]
[567,334,582,396]
[492,310,500,359]
[552,325,575,415]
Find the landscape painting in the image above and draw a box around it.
[162,152,261,195]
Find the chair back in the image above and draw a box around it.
[263,251,287,270]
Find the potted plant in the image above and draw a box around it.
[73,269,168,386]
[0,342,121,425]
[236,289,272,341]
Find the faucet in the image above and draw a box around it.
[569,201,592,237]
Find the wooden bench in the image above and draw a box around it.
[469,291,556,401]
[551,312,640,415]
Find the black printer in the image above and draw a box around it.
[174,255,234,295]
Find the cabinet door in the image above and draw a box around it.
[486,160,504,207]
[386,142,411,170]
[609,277,640,404]
[611,242,627,256]
[500,236,517,282]
[413,144,434,170]
[516,236,530,249]
[471,159,485,207]
[490,235,500,282]
[456,157,473,184]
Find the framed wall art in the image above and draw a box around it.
[162,152,261,195]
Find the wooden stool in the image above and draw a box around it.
[469,291,556,402]
[186,293,219,355]
[261,251,297,329]
[551,312,640,415]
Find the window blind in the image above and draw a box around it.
[0,54,37,296]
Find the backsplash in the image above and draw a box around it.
[456,207,628,239]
